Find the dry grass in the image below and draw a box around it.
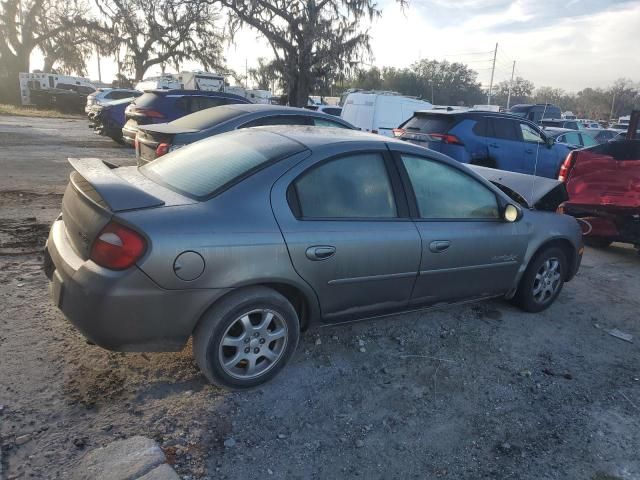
[0,103,83,119]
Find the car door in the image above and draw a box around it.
[519,122,559,178]
[270,146,422,321]
[394,150,529,305]
[486,117,525,172]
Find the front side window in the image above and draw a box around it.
[401,155,499,220]
[581,134,597,147]
[294,153,396,219]
[520,123,544,143]
[565,132,581,145]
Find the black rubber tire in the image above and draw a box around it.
[584,237,612,248]
[110,135,126,145]
[513,247,567,313]
[193,286,300,389]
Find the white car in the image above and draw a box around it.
[85,88,141,113]
[340,91,432,137]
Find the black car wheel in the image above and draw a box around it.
[193,286,300,389]
[513,247,567,313]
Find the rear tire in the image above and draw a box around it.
[513,247,567,313]
[193,287,300,390]
[584,237,612,248]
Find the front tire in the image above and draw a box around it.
[193,287,300,389]
[513,247,567,313]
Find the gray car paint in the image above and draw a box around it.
[46,126,583,352]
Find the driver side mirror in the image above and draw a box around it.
[545,135,555,147]
[503,204,522,222]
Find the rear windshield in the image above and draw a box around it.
[170,106,243,130]
[133,92,162,107]
[140,129,305,198]
[401,114,456,133]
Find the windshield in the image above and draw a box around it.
[140,129,305,198]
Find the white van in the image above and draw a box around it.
[341,91,432,137]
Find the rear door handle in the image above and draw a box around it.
[489,143,499,148]
[429,240,451,253]
[525,148,534,154]
[305,245,336,261]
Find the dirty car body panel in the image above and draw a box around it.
[45,127,582,353]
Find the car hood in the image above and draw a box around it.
[469,165,568,211]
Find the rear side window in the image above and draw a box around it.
[171,106,243,130]
[323,108,342,116]
[472,117,489,136]
[141,130,304,198]
[190,96,229,112]
[293,153,396,218]
[401,115,456,134]
[313,118,348,128]
[490,118,519,141]
[581,134,597,147]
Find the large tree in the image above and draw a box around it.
[493,76,534,108]
[93,0,226,81]
[249,56,281,91]
[220,0,379,106]
[0,0,88,102]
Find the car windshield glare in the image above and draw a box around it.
[140,129,304,198]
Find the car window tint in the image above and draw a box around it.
[520,123,544,143]
[581,134,597,147]
[171,106,243,130]
[323,108,342,116]
[565,132,581,145]
[243,115,314,127]
[174,97,189,112]
[294,153,396,218]
[401,115,456,133]
[141,130,304,198]
[401,155,499,220]
[490,118,519,141]
[189,96,228,113]
[472,117,489,136]
[313,118,347,128]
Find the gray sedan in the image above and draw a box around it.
[45,127,583,389]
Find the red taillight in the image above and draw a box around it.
[155,142,170,157]
[90,222,146,270]
[129,106,165,119]
[558,151,577,182]
[392,128,405,137]
[428,133,464,145]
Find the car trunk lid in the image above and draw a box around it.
[136,124,198,163]
[62,158,195,259]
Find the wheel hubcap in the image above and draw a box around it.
[532,257,561,304]
[218,309,288,380]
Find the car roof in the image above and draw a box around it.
[412,109,532,122]
[255,125,393,149]
[144,89,248,100]
[224,103,330,114]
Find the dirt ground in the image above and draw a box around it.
[1,115,639,480]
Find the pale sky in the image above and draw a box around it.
[30,0,640,92]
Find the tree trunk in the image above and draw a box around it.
[0,49,31,104]
[43,56,55,73]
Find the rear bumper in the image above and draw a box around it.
[45,219,231,352]
[121,125,137,146]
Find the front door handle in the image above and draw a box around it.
[489,143,499,148]
[305,245,336,261]
[429,240,451,253]
[525,148,534,154]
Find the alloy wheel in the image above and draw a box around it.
[532,257,562,304]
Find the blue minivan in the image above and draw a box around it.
[396,111,572,179]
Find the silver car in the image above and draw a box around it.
[44,127,583,389]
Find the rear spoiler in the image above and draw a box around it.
[469,165,568,210]
[68,158,164,212]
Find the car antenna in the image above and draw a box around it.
[529,103,549,207]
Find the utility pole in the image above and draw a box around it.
[245,58,248,89]
[506,60,515,109]
[609,91,616,121]
[487,42,498,105]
